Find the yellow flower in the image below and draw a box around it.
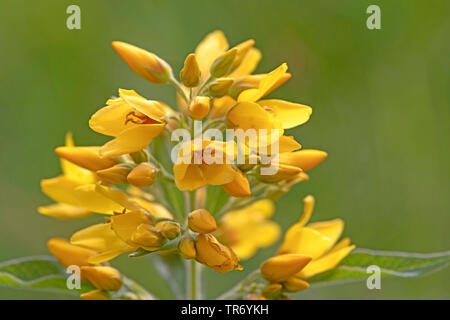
[39,133,96,219]
[81,266,122,291]
[89,89,170,157]
[47,238,98,268]
[173,139,237,191]
[112,41,173,84]
[227,64,312,135]
[195,233,242,273]
[70,184,174,263]
[188,209,217,234]
[218,200,281,260]
[277,195,355,279]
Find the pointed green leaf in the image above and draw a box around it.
[308,248,450,287]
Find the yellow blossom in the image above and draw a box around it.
[218,200,280,260]
[89,88,170,157]
[39,133,96,219]
[277,195,355,279]
[173,139,237,191]
[222,169,251,198]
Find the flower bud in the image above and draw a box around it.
[127,163,158,187]
[210,49,237,78]
[195,234,242,273]
[222,170,251,198]
[180,54,201,87]
[112,41,173,84]
[80,290,110,300]
[260,254,312,282]
[188,96,211,120]
[278,149,328,171]
[283,276,310,292]
[208,78,234,98]
[131,223,167,248]
[257,164,302,183]
[262,283,283,298]
[96,164,133,184]
[178,236,196,259]
[55,146,117,171]
[188,209,217,234]
[161,221,181,240]
[130,150,149,164]
[81,266,122,291]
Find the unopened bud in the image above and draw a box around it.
[55,146,117,171]
[131,223,167,248]
[127,163,158,187]
[188,209,217,234]
[161,221,181,240]
[262,283,283,298]
[112,41,173,84]
[130,150,149,164]
[80,266,122,291]
[188,96,211,120]
[208,78,234,98]
[180,54,201,87]
[283,276,310,292]
[80,289,110,300]
[261,254,312,283]
[178,236,196,259]
[257,164,302,183]
[96,164,133,184]
[222,170,251,198]
[210,49,237,78]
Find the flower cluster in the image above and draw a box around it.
[39,30,353,300]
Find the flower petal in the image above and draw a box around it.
[38,203,92,219]
[257,99,312,129]
[100,124,164,157]
[195,30,229,80]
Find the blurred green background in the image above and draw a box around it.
[0,0,448,299]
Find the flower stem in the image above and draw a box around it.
[190,259,197,300]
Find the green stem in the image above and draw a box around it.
[190,259,197,300]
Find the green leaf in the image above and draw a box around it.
[0,256,156,299]
[0,256,93,295]
[308,248,450,287]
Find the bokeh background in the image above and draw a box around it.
[0,0,448,299]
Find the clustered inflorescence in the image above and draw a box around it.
[39,30,354,300]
